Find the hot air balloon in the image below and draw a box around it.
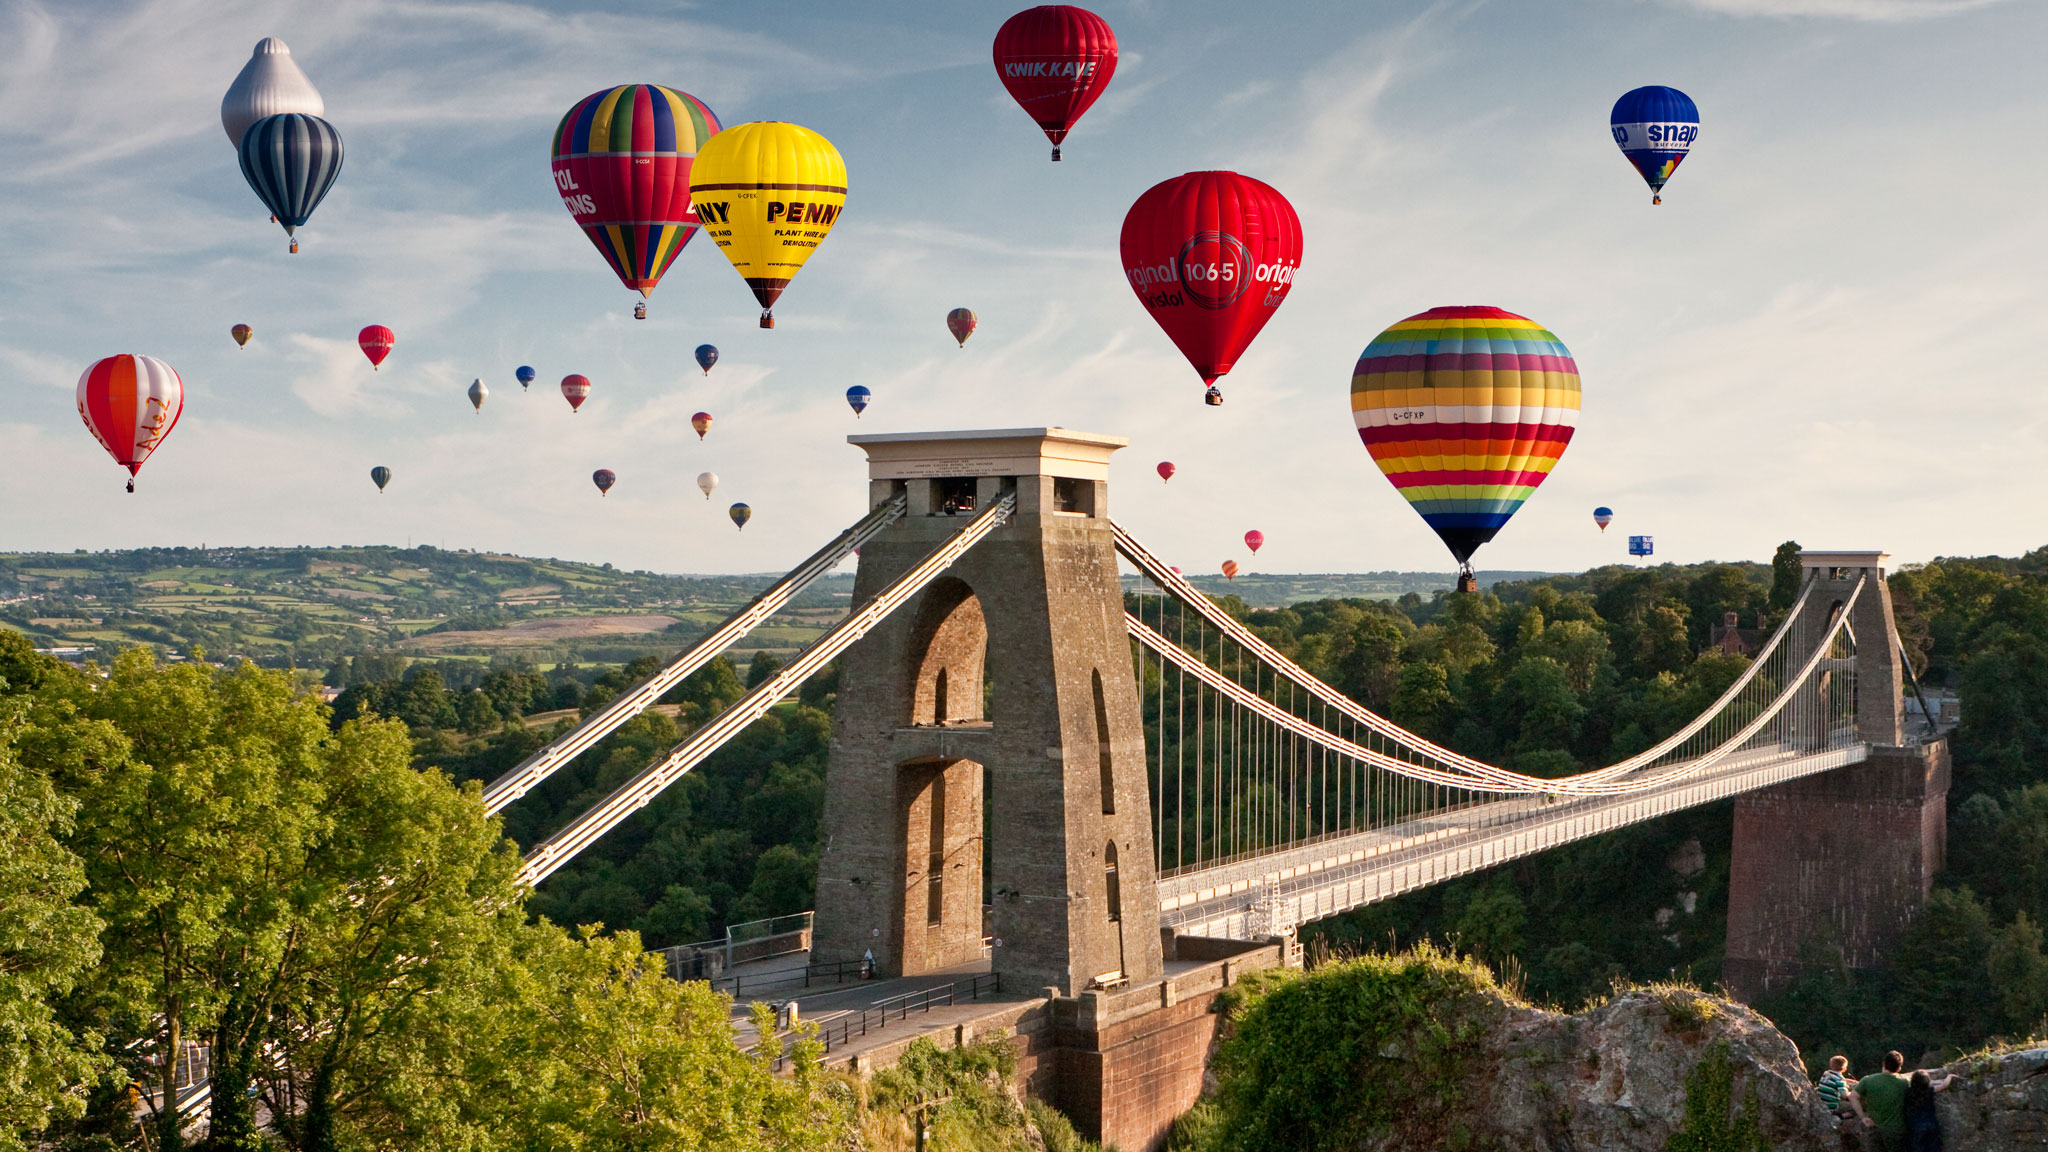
[1629,535,1654,557]
[1611,86,1698,205]
[370,465,391,492]
[691,411,712,439]
[729,503,752,531]
[1221,560,1239,581]
[697,471,719,500]
[561,374,592,412]
[516,365,536,390]
[593,469,616,496]
[1156,461,1175,483]
[1244,530,1264,554]
[468,378,487,413]
[947,308,977,348]
[1593,506,1614,532]
[76,355,183,493]
[846,385,871,417]
[695,344,718,375]
[992,6,1118,161]
[1350,306,1580,585]
[1121,171,1302,403]
[231,324,252,348]
[238,113,343,253]
[689,121,847,328]
[358,325,394,370]
[551,85,721,308]
[222,38,324,147]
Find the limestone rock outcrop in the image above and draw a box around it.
[1932,1046,2048,1148]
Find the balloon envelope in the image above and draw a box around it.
[697,471,718,499]
[1244,530,1263,554]
[1120,171,1302,391]
[468,378,487,412]
[77,355,183,490]
[516,365,536,390]
[561,374,592,412]
[992,6,1118,160]
[1610,85,1698,203]
[695,344,718,375]
[1156,461,1175,482]
[691,411,712,439]
[231,324,252,348]
[845,385,871,416]
[947,308,978,347]
[593,469,616,496]
[550,85,721,298]
[729,502,752,531]
[1221,560,1239,580]
[1350,306,1580,567]
[222,39,325,147]
[370,465,391,492]
[689,121,847,327]
[238,113,343,244]
[358,325,394,369]
[1593,506,1614,531]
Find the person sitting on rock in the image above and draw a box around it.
[1818,1054,1856,1115]
[1902,1067,1956,1152]
[1849,1050,1912,1152]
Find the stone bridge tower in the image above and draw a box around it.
[1724,551,1949,1000]
[812,428,1164,996]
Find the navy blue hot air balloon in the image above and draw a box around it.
[729,502,752,531]
[694,344,718,376]
[237,112,344,252]
[369,466,391,492]
[845,385,871,418]
[1609,86,1697,205]
[515,365,536,391]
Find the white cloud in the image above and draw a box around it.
[1657,0,2008,19]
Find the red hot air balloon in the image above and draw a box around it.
[77,355,184,492]
[561,374,592,412]
[691,411,712,440]
[947,307,978,347]
[1156,461,1175,483]
[1244,530,1264,554]
[1120,172,1302,403]
[592,469,616,496]
[230,324,252,348]
[993,6,1118,161]
[1221,560,1240,581]
[358,325,394,370]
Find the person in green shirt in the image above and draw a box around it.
[1850,1050,1911,1152]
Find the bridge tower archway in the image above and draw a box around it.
[813,429,1164,995]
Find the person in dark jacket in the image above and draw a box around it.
[1902,1067,1957,1151]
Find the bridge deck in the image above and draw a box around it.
[1159,742,1869,939]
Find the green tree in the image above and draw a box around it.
[1390,662,1455,739]
[1768,541,1804,612]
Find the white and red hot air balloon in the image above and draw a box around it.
[77,355,183,492]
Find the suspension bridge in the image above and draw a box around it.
[484,426,1941,1004]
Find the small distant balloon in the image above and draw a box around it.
[846,385,871,417]
[695,344,718,375]
[561,374,591,413]
[1169,566,1182,575]
[947,308,977,347]
[516,365,536,390]
[697,471,719,500]
[1221,559,1239,581]
[729,502,752,531]
[467,378,487,413]
[691,411,713,439]
[230,324,252,348]
[1629,534,1654,557]
[593,469,616,496]
[1244,530,1264,554]
[370,465,390,492]
[1156,461,1175,483]
[77,355,183,493]
[1594,506,1614,532]
[1610,85,1698,205]
[358,325,394,370]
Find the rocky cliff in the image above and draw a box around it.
[1931,1045,2048,1148]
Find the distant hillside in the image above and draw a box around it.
[1144,569,1554,606]
[0,546,852,672]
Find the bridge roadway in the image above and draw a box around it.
[1158,741,1870,940]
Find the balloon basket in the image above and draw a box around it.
[1051,146,1062,161]
[1652,195,1662,205]
[125,480,134,493]
[1204,386,1224,406]
[759,311,775,329]
[1456,565,1478,595]
[289,239,299,254]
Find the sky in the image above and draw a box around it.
[1,0,2044,579]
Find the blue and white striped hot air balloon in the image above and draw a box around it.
[237,112,344,252]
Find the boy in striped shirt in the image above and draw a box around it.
[1818,1055,1855,1116]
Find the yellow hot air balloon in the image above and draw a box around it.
[688,121,847,329]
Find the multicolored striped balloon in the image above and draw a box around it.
[550,85,721,299]
[1350,306,1579,570]
[77,355,184,492]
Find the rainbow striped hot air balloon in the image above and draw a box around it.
[1350,306,1579,579]
[550,85,721,303]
